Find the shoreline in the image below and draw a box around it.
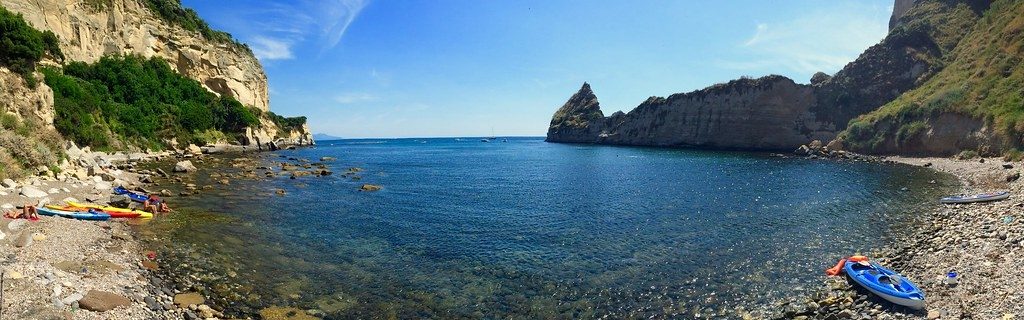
[775,155,1022,319]
[0,141,314,319]
[4,142,1016,319]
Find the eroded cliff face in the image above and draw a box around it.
[1,0,269,111]
[549,77,833,150]
[546,0,988,152]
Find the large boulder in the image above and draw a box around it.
[186,144,203,155]
[78,290,131,312]
[108,195,132,208]
[19,186,48,198]
[174,160,197,173]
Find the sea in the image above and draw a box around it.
[134,137,956,318]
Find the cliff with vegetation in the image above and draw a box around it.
[841,0,1024,157]
[546,0,995,155]
[0,0,311,179]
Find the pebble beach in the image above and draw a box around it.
[0,145,224,319]
[775,156,1024,319]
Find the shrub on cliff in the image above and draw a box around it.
[43,55,260,150]
[142,0,251,54]
[266,111,307,133]
[0,7,63,85]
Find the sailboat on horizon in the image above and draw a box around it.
[482,127,497,142]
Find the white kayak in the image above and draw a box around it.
[940,191,1009,204]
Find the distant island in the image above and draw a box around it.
[313,133,344,140]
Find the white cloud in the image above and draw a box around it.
[221,1,370,61]
[319,0,370,54]
[249,36,294,60]
[334,92,379,104]
[723,4,889,76]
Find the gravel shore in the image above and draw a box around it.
[0,145,229,319]
[775,156,1024,319]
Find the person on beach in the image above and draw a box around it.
[4,205,40,220]
[142,195,171,214]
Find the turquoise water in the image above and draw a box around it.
[137,137,955,318]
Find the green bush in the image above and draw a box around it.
[44,55,262,150]
[266,111,307,132]
[956,150,979,159]
[0,6,63,83]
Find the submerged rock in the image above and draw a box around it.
[359,184,382,192]
[174,292,205,307]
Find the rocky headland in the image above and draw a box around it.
[546,0,994,155]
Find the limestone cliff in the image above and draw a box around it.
[1,0,267,111]
[0,0,313,149]
[546,0,989,152]
[547,77,832,150]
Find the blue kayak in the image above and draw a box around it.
[113,186,149,203]
[844,260,925,309]
[37,207,111,221]
[940,190,1009,204]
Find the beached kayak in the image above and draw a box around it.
[844,260,925,309]
[65,201,154,218]
[940,191,1009,204]
[37,207,111,221]
[113,186,149,203]
[45,204,152,219]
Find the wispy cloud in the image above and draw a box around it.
[210,0,371,61]
[250,36,294,60]
[334,92,379,104]
[721,4,889,77]
[319,0,370,55]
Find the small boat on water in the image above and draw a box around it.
[37,207,111,221]
[843,258,925,309]
[940,191,1010,204]
[480,138,490,142]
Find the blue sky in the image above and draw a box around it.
[182,0,893,138]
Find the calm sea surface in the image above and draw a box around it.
[135,137,955,318]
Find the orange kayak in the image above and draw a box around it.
[45,204,153,219]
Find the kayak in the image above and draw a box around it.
[65,201,154,218]
[844,260,925,309]
[45,204,152,219]
[37,207,111,221]
[940,191,1010,204]
[113,186,149,203]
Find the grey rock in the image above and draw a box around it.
[144,296,160,310]
[19,186,48,198]
[1,178,16,188]
[62,293,84,305]
[14,232,32,248]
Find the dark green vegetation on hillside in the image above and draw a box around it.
[267,112,307,132]
[43,55,261,150]
[843,0,1024,157]
[0,6,62,85]
[142,0,251,53]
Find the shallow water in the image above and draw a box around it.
[136,137,956,318]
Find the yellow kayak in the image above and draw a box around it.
[62,201,154,219]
